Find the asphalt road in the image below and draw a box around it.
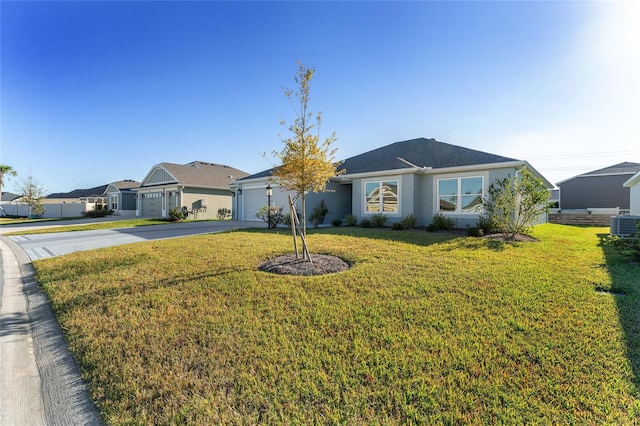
[4,219,258,260]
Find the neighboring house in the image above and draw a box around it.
[623,171,640,215]
[557,162,640,213]
[231,137,552,228]
[105,180,140,216]
[1,191,21,202]
[45,185,108,205]
[133,161,249,219]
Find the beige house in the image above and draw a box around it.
[133,161,249,219]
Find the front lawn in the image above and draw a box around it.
[2,218,175,235]
[34,224,640,424]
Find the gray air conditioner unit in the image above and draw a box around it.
[610,215,640,237]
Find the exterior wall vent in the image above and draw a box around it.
[610,215,640,237]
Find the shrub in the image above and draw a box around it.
[430,213,455,231]
[343,214,358,227]
[85,207,113,218]
[426,223,439,232]
[467,226,484,237]
[256,205,284,228]
[476,215,495,235]
[331,219,343,227]
[399,213,417,230]
[309,200,329,228]
[370,213,387,228]
[217,208,231,220]
[169,207,187,222]
[391,222,403,230]
[482,169,550,238]
[360,218,372,228]
[603,235,640,262]
[282,213,292,226]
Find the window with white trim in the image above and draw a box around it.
[109,194,118,210]
[364,180,399,213]
[437,177,484,213]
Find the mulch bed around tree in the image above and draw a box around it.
[259,254,351,276]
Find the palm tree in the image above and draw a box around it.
[0,164,17,202]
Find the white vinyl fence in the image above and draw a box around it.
[1,203,88,218]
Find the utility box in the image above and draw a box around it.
[192,199,207,210]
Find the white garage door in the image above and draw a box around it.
[141,192,162,217]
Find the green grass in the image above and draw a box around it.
[34,224,640,424]
[0,216,82,226]
[2,218,176,235]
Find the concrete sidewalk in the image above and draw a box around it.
[0,237,102,425]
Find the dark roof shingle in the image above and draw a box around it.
[240,138,518,180]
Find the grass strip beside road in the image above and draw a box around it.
[2,218,175,235]
[34,224,640,424]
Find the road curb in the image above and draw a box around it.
[0,236,103,425]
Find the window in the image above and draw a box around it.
[109,194,118,210]
[438,177,483,213]
[365,180,399,213]
[143,192,162,198]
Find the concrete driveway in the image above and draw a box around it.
[3,219,259,260]
[0,218,259,424]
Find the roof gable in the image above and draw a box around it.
[140,161,249,188]
[240,137,519,180]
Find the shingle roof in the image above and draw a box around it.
[240,138,518,180]
[154,161,249,187]
[1,191,21,202]
[110,180,140,190]
[46,185,109,199]
[580,162,640,177]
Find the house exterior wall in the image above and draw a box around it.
[304,181,352,226]
[181,187,232,220]
[559,175,632,210]
[629,182,640,215]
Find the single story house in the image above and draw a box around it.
[105,180,140,216]
[557,162,640,213]
[45,185,108,205]
[623,171,640,215]
[132,161,249,219]
[231,137,552,228]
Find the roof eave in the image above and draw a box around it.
[624,171,640,187]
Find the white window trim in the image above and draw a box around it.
[436,175,484,215]
[362,179,401,216]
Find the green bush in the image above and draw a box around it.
[370,213,387,228]
[429,213,455,231]
[476,215,495,235]
[309,200,329,228]
[343,214,358,227]
[467,226,484,237]
[256,205,283,228]
[217,208,231,220]
[169,207,187,222]
[331,219,343,227]
[391,222,403,230]
[360,218,372,228]
[85,207,114,218]
[399,213,417,230]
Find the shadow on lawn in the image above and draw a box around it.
[598,235,640,393]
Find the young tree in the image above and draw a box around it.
[269,61,343,237]
[16,174,47,216]
[481,168,550,239]
[0,164,17,200]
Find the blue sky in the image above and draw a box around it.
[1,1,638,193]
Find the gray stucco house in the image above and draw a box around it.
[105,180,140,216]
[133,161,249,219]
[231,138,552,228]
[557,162,640,212]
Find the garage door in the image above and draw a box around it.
[141,192,162,217]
